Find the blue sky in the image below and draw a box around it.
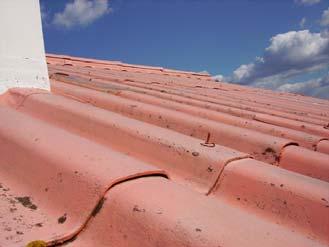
[41,0,329,99]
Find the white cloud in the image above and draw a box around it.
[266,30,328,61]
[214,5,329,99]
[300,17,306,28]
[53,0,111,29]
[320,7,329,27]
[277,73,329,99]
[231,30,329,85]
[213,74,225,81]
[294,0,321,6]
[232,63,255,82]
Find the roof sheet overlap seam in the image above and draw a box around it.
[206,156,252,195]
[49,173,169,246]
[277,142,300,164]
[1,53,328,246]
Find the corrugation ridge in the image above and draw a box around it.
[277,142,300,164]
[192,87,329,116]
[195,81,329,110]
[316,139,329,154]
[50,78,329,179]
[14,90,251,194]
[210,158,329,244]
[158,84,329,123]
[50,64,324,125]
[51,174,168,246]
[47,56,329,113]
[315,138,329,152]
[0,106,167,246]
[215,81,329,106]
[147,80,328,118]
[53,65,328,123]
[51,80,297,165]
[50,78,329,182]
[218,90,329,114]
[206,155,252,195]
[55,176,328,247]
[49,71,328,141]
[94,87,325,149]
[0,53,322,245]
[48,173,168,246]
[279,145,329,182]
[209,140,298,196]
[50,69,328,128]
[51,63,326,113]
[0,88,49,109]
[47,54,209,77]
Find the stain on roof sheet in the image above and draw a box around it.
[0,54,328,247]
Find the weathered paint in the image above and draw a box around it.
[0,54,328,247]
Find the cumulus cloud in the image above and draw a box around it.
[53,0,111,29]
[294,0,321,6]
[321,7,329,27]
[212,4,329,99]
[230,30,329,86]
[277,73,329,99]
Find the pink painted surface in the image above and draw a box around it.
[0,95,165,246]
[9,89,249,194]
[280,145,329,182]
[63,177,327,247]
[317,140,329,154]
[50,72,326,149]
[51,80,298,165]
[0,54,328,246]
[212,158,329,243]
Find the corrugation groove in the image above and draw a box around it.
[0,54,328,247]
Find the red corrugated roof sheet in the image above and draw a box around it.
[0,54,328,247]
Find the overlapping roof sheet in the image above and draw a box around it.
[0,54,328,247]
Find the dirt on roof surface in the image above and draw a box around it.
[0,54,328,247]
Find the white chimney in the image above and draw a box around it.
[0,0,50,94]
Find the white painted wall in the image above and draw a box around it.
[0,0,50,94]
